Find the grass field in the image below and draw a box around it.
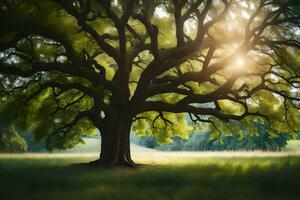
[1,151,300,200]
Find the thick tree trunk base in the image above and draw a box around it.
[90,158,137,168]
[71,159,141,169]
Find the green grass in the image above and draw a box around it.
[1,152,300,200]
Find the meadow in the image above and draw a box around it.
[1,150,300,200]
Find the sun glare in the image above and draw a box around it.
[234,57,245,69]
[155,7,169,18]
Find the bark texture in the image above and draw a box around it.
[93,114,135,167]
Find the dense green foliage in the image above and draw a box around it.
[1,154,300,200]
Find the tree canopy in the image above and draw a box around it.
[1,0,300,166]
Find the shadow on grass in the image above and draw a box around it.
[0,156,300,200]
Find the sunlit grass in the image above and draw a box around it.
[1,150,300,167]
[1,150,300,168]
[133,151,300,165]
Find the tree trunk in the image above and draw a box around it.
[92,115,135,167]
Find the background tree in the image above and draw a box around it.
[0,98,27,153]
[0,127,28,153]
[0,0,300,166]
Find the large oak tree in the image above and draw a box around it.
[0,0,300,166]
